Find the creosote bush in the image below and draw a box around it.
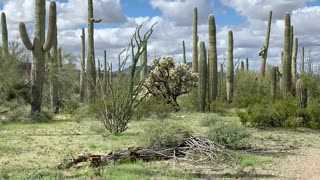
[207,121,251,150]
[143,120,190,149]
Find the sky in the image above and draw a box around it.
[0,0,320,70]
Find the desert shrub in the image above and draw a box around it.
[307,101,320,129]
[207,121,251,150]
[143,120,190,149]
[60,94,80,114]
[27,111,53,123]
[72,105,94,122]
[200,115,222,127]
[239,98,297,128]
[284,117,304,129]
[233,71,270,108]
[209,99,229,115]
[134,96,175,120]
[178,87,198,112]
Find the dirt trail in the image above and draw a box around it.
[267,148,320,179]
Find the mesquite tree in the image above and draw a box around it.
[19,0,56,114]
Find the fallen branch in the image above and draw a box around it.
[59,136,232,169]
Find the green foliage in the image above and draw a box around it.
[143,120,190,149]
[200,115,222,127]
[284,117,304,129]
[178,87,198,112]
[60,94,80,114]
[28,111,53,123]
[238,98,297,128]
[134,96,174,120]
[307,101,320,129]
[207,121,251,150]
[234,153,273,168]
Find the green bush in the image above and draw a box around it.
[284,117,304,129]
[134,96,174,120]
[28,111,53,123]
[207,121,251,150]
[200,115,222,127]
[307,101,320,129]
[61,94,80,114]
[178,87,198,112]
[238,98,297,128]
[143,120,190,149]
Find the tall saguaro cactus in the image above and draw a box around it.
[198,41,207,112]
[50,25,59,113]
[87,0,102,103]
[301,47,305,74]
[208,14,218,102]
[1,12,8,58]
[80,28,86,103]
[282,13,292,95]
[271,66,277,101]
[103,50,108,95]
[182,40,186,64]
[226,30,234,103]
[245,57,249,71]
[292,37,298,83]
[296,78,307,108]
[19,1,56,114]
[258,11,272,78]
[192,7,198,72]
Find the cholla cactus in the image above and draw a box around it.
[143,57,198,111]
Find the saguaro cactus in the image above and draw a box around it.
[226,30,234,103]
[80,28,86,102]
[192,7,198,72]
[258,11,272,78]
[19,0,56,114]
[140,42,147,81]
[292,37,298,83]
[271,66,277,101]
[198,41,207,112]
[245,57,249,71]
[50,25,59,113]
[208,14,218,102]
[282,13,292,95]
[87,0,102,103]
[296,78,307,108]
[182,40,186,64]
[301,47,305,74]
[103,50,108,95]
[1,13,8,58]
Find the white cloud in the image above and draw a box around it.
[149,0,214,26]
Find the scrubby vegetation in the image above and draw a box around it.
[1,0,320,179]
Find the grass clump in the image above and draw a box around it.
[200,115,222,127]
[143,120,190,149]
[234,153,273,168]
[207,121,251,150]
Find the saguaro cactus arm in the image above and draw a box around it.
[43,2,57,52]
[19,22,33,50]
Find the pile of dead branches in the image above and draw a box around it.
[59,135,233,169]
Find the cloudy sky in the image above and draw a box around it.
[0,0,320,70]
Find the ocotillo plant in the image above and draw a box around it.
[87,0,102,103]
[296,78,307,108]
[282,13,292,95]
[258,11,272,78]
[245,57,249,71]
[292,37,298,83]
[1,12,8,58]
[208,14,218,102]
[103,50,108,95]
[271,66,277,102]
[50,25,59,113]
[226,30,234,103]
[182,40,186,64]
[140,41,147,81]
[80,28,86,103]
[198,41,207,112]
[19,1,56,114]
[192,7,198,73]
[301,47,305,74]
[96,59,102,94]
